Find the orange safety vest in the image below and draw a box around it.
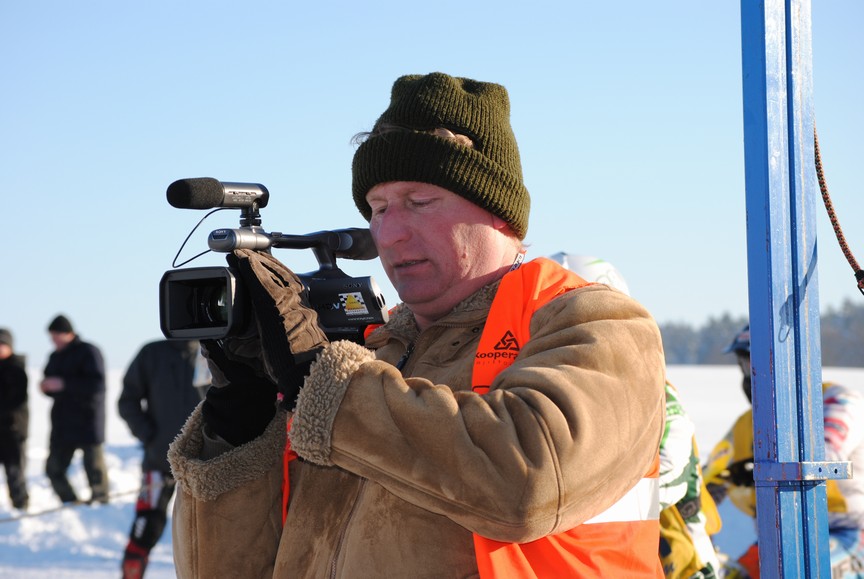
[470,257,662,578]
[284,258,662,577]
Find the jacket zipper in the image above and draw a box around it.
[329,478,367,579]
[326,326,470,575]
[328,340,415,577]
[395,342,415,371]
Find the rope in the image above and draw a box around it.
[814,128,864,295]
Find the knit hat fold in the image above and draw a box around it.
[48,315,74,334]
[352,72,530,239]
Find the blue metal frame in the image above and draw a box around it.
[740,0,849,575]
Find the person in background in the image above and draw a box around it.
[0,328,29,511]
[167,72,667,577]
[118,339,209,579]
[704,324,864,578]
[40,314,109,505]
[550,253,722,579]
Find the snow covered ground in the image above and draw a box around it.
[0,369,175,578]
[1,365,862,577]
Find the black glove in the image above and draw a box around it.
[198,250,329,446]
[706,482,728,505]
[727,458,756,487]
[200,339,278,447]
[230,249,329,409]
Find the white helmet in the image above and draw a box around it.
[547,253,631,296]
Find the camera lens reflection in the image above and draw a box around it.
[200,285,228,324]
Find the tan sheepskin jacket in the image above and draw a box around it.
[168,280,666,578]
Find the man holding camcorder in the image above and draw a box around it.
[168,72,667,577]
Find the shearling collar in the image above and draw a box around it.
[367,280,501,348]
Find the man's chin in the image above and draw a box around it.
[395,285,446,310]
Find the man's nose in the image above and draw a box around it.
[372,207,411,248]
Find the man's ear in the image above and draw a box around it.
[491,214,509,231]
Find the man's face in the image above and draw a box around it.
[366,182,513,328]
[0,343,11,360]
[736,351,753,403]
[49,331,74,350]
[735,351,751,378]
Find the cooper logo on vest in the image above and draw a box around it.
[474,331,521,363]
[493,331,520,351]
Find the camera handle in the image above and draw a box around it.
[209,228,378,272]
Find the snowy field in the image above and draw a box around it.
[0,369,176,578]
[1,364,862,577]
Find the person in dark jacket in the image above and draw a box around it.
[0,328,29,511]
[40,314,109,504]
[118,339,208,579]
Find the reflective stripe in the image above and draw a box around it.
[584,477,660,525]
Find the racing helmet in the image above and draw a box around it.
[724,324,751,354]
[547,252,631,296]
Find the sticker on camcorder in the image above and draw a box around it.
[340,292,370,316]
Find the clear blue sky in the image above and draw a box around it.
[2,1,862,372]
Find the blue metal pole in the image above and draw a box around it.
[740,0,849,576]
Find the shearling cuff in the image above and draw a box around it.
[168,402,288,501]
[289,340,375,466]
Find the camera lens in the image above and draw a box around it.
[200,285,229,324]
[161,267,242,340]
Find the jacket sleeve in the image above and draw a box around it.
[290,284,666,542]
[658,383,697,509]
[118,349,155,443]
[3,361,28,439]
[168,405,287,579]
[823,383,864,462]
[7,362,28,409]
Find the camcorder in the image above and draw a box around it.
[159,177,388,343]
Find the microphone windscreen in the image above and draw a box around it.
[166,178,224,209]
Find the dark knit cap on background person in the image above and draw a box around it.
[0,328,13,348]
[352,72,531,239]
[48,315,74,334]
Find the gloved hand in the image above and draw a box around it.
[724,457,757,517]
[201,338,276,446]
[230,249,329,409]
[706,481,728,505]
[197,250,329,446]
[200,340,278,446]
[727,458,755,487]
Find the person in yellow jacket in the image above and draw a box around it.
[704,325,864,578]
[551,254,722,578]
[167,72,668,577]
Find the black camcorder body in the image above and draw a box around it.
[159,178,388,343]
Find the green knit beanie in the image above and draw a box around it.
[352,72,531,239]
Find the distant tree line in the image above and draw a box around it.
[658,299,864,367]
